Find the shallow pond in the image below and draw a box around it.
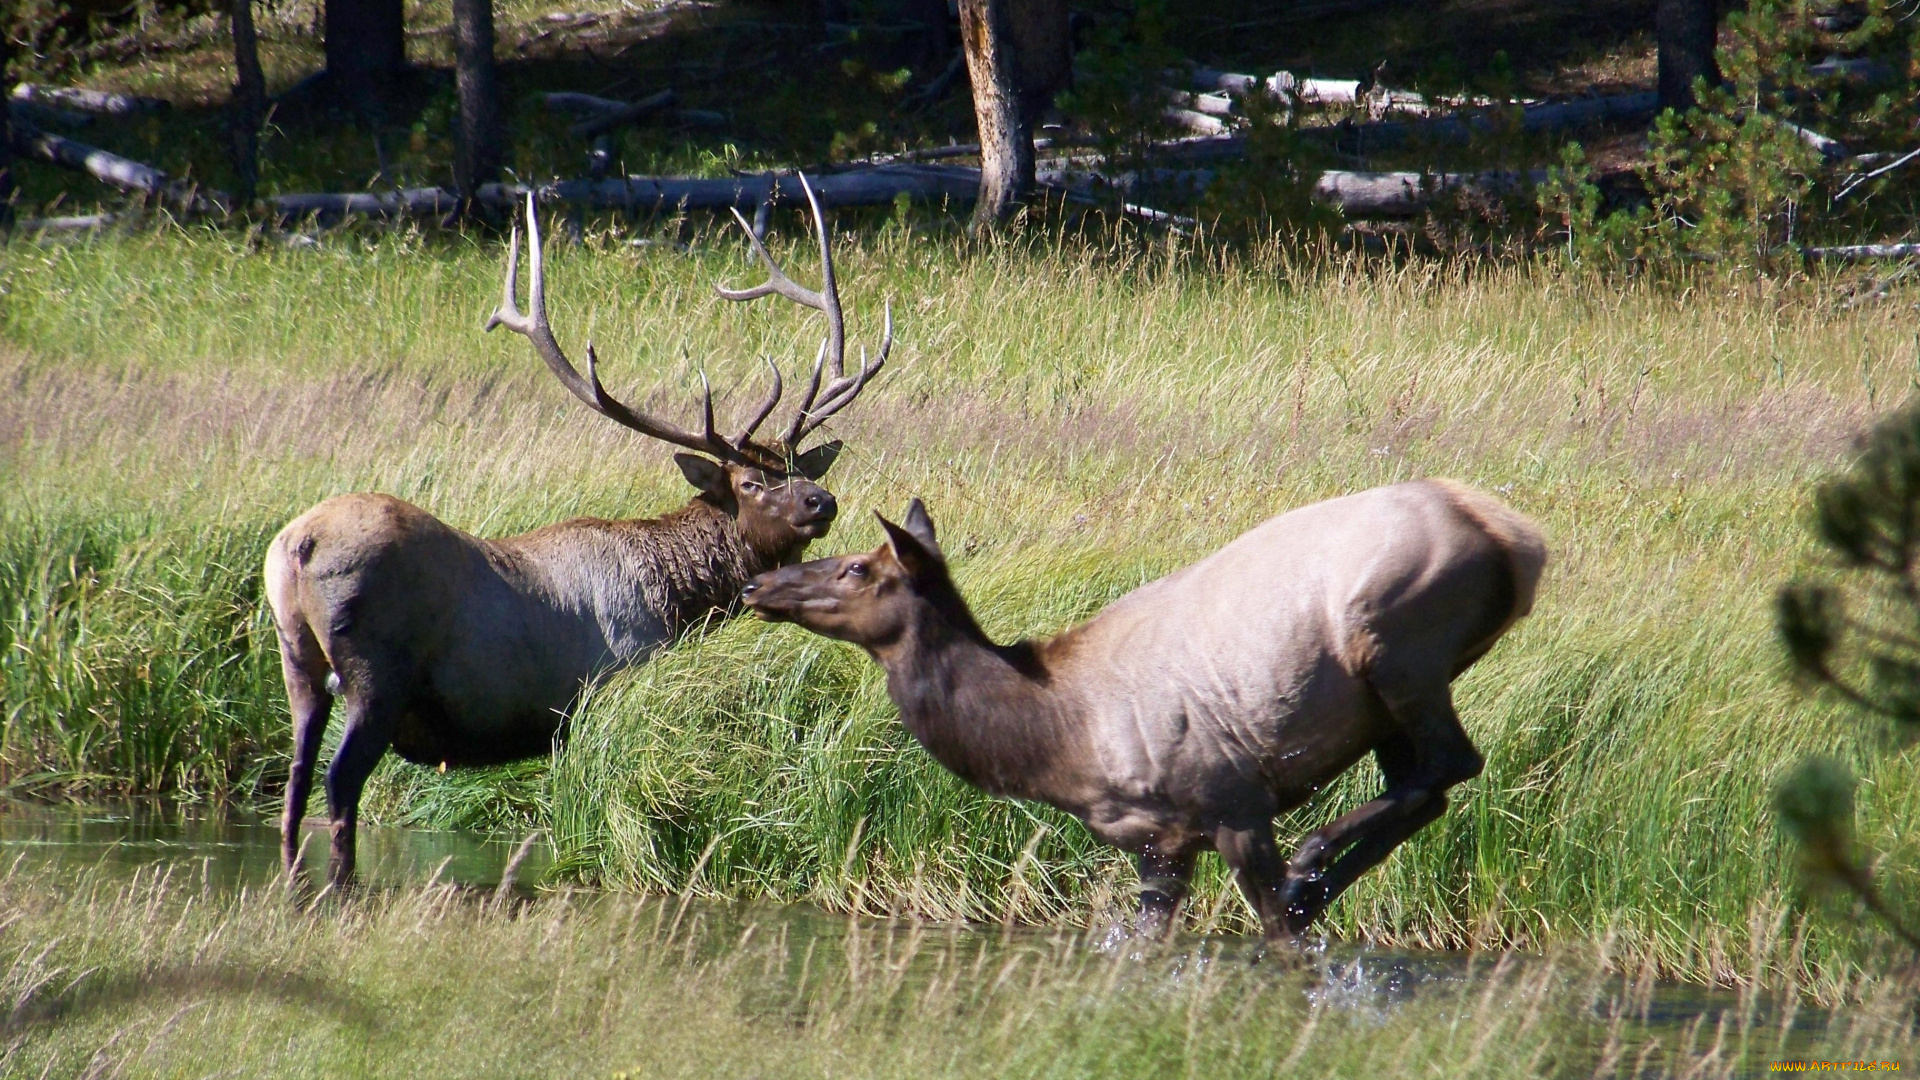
[0,798,551,893]
[0,799,1874,1079]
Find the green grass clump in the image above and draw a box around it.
[3,864,1914,1079]
[3,223,1919,984]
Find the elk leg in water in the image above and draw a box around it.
[1135,846,1197,937]
[323,695,397,889]
[1277,692,1483,934]
[277,624,333,879]
[1282,792,1450,936]
[1214,821,1294,943]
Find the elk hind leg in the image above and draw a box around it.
[323,690,398,891]
[277,619,332,881]
[1277,689,1481,935]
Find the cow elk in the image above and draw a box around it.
[266,182,888,889]
[742,481,1545,943]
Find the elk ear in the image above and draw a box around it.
[792,440,843,480]
[900,498,941,557]
[674,454,731,499]
[878,505,944,577]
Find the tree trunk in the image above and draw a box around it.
[452,0,502,211]
[228,0,266,204]
[958,0,1031,230]
[324,0,406,119]
[1,36,13,228]
[1657,0,1720,111]
[1008,0,1069,125]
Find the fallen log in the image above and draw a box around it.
[8,100,92,129]
[8,120,222,210]
[1163,106,1229,136]
[1187,67,1368,105]
[1327,91,1660,151]
[1311,169,1543,215]
[1170,90,1235,118]
[1807,57,1898,85]
[16,212,118,232]
[1049,160,1544,217]
[526,164,981,210]
[568,90,676,139]
[543,91,630,114]
[1803,241,1920,260]
[11,83,169,116]
[269,187,461,219]
[1775,116,1849,161]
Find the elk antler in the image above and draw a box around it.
[716,173,891,450]
[487,192,784,467]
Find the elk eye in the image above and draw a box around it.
[740,480,763,494]
[847,562,868,578]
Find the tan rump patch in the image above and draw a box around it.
[1424,478,1548,616]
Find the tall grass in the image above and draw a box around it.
[2,222,1916,984]
[1,864,1913,1079]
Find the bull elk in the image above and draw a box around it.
[266,183,888,888]
[742,481,1545,942]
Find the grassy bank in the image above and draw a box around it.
[2,864,1912,1079]
[3,222,1918,986]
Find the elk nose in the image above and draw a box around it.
[806,492,838,518]
[741,583,760,600]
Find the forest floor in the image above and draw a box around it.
[7,0,1661,217]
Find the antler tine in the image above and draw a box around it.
[713,174,847,382]
[712,174,885,455]
[734,357,784,449]
[487,192,743,464]
[790,301,890,445]
[799,174,846,380]
[780,339,830,447]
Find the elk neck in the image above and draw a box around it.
[613,496,803,639]
[870,582,1090,807]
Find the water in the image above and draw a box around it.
[0,799,1842,1074]
[0,799,550,893]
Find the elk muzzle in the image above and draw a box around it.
[789,488,838,539]
[741,561,837,623]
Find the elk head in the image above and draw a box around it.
[742,499,971,652]
[486,179,889,560]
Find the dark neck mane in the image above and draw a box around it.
[874,579,1083,804]
[615,498,794,639]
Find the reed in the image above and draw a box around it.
[2,222,1916,985]
[0,862,1912,1079]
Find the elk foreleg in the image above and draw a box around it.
[1213,822,1294,944]
[1135,846,1197,938]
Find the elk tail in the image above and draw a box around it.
[1430,479,1548,626]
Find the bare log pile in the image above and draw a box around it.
[3,65,1908,253]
